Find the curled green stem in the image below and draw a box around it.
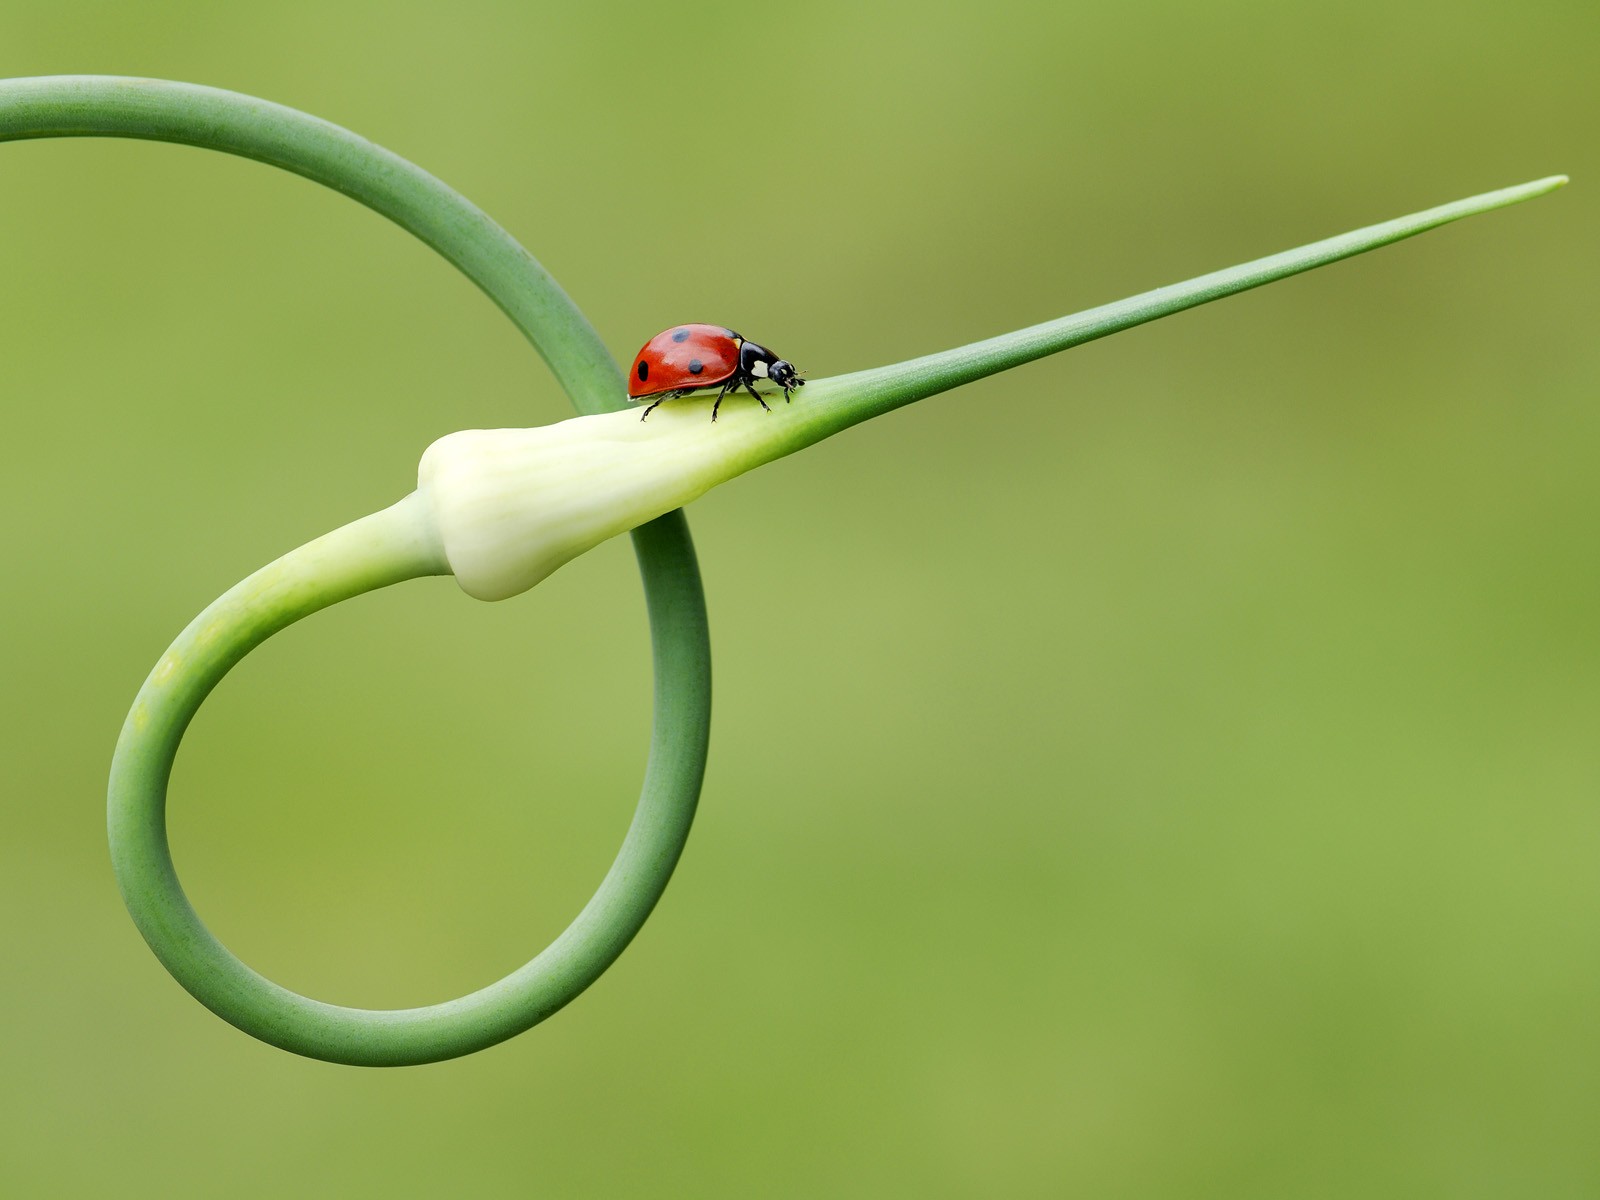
[108,497,710,1064]
[0,74,620,411]
[2,76,1566,1067]
[1,75,712,1065]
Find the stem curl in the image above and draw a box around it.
[1,75,712,1065]
[107,498,710,1065]
[1,76,1566,1066]
[0,74,620,412]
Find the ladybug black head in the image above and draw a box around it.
[768,360,803,391]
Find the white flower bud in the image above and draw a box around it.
[416,401,798,601]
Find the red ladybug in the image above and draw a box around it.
[628,324,804,421]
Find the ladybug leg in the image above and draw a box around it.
[639,396,668,421]
[743,380,772,412]
[711,380,735,422]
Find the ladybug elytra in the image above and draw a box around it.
[627,324,805,421]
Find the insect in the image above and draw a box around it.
[627,324,805,421]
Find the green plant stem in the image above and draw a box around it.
[1,75,712,1065]
[0,74,620,413]
[413,176,1567,607]
[2,76,1566,1069]
[771,175,1568,455]
[107,497,710,1065]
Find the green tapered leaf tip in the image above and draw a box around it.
[1481,175,1566,205]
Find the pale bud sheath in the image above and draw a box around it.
[416,402,794,601]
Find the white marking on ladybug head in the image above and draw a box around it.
[751,360,769,378]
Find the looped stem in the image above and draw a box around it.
[109,496,709,1065]
[4,76,1566,1065]
[0,75,713,1065]
[0,74,620,414]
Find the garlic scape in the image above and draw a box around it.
[418,402,777,601]
[418,173,1567,604]
[5,72,1563,1068]
[110,168,1567,1067]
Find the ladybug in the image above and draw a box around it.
[628,324,804,421]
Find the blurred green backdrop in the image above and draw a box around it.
[2,1,1596,1196]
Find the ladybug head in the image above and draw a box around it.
[768,359,803,391]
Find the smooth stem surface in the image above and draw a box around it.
[0,75,713,1065]
[0,74,621,413]
[768,175,1569,454]
[3,76,1564,1068]
[419,176,1567,606]
[109,500,444,1061]
[107,497,711,1065]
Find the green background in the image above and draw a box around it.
[2,2,1596,1195]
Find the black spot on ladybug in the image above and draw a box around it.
[637,361,649,381]
[671,328,691,343]
[689,359,704,374]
